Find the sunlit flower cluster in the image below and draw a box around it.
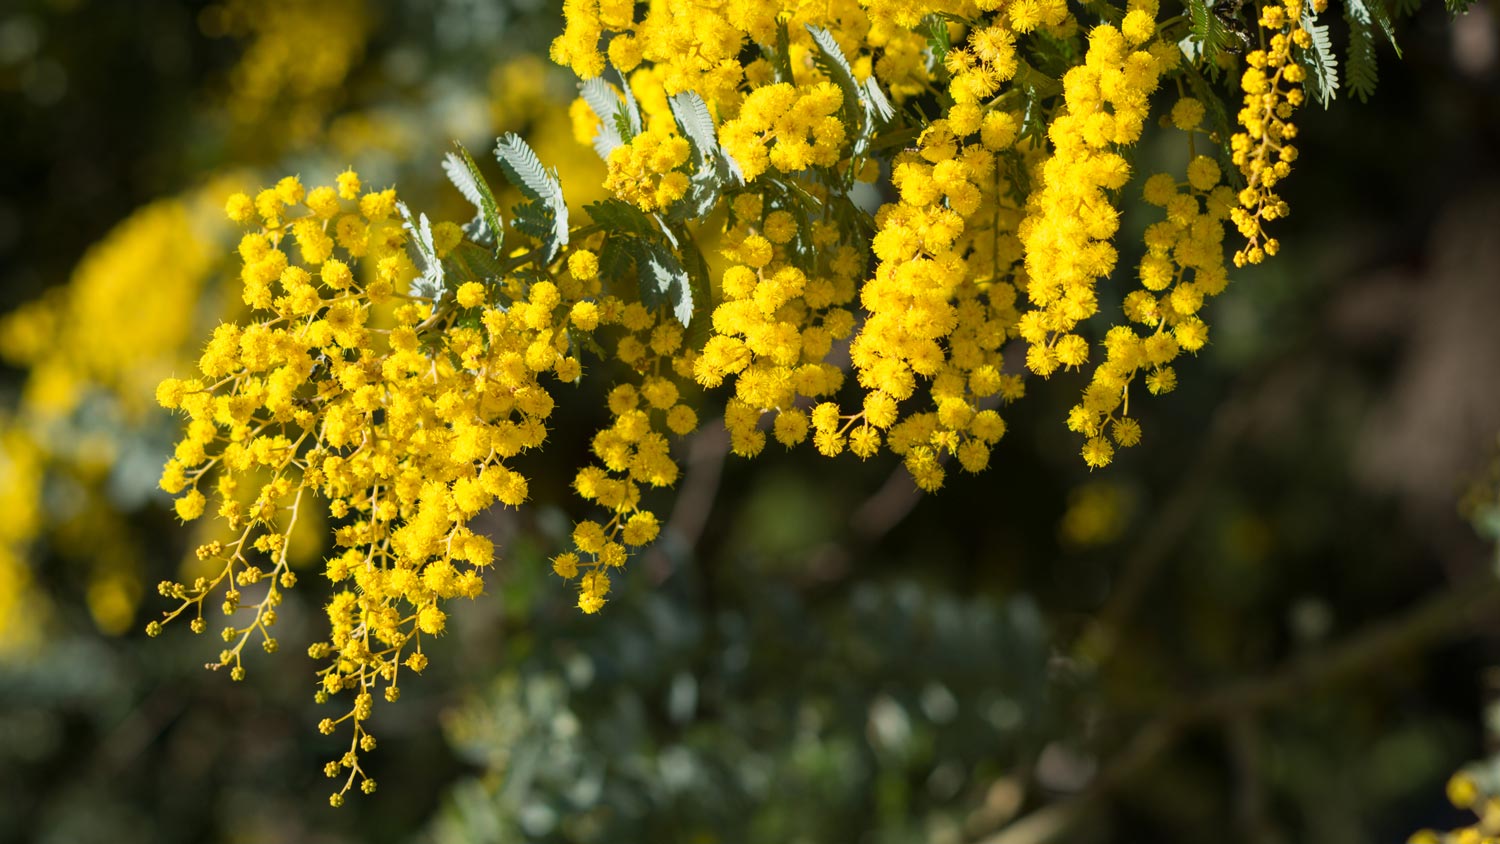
[156,171,610,802]
[1229,0,1323,266]
[125,0,1362,802]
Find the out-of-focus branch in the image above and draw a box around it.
[647,421,729,583]
[1073,382,1256,666]
[975,570,1500,844]
[849,463,928,544]
[1226,716,1276,844]
[665,421,729,549]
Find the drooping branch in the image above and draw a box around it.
[975,570,1500,844]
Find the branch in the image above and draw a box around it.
[975,570,1500,844]
[645,421,729,583]
[1073,380,1255,666]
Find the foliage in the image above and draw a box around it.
[430,579,1053,843]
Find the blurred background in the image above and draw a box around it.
[2,0,1500,842]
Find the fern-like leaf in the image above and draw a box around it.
[511,202,557,243]
[444,242,504,296]
[862,77,895,123]
[633,240,694,327]
[1297,7,1340,108]
[770,19,795,84]
[923,14,952,74]
[1344,0,1380,100]
[579,76,626,158]
[1186,0,1234,64]
[611,66,643,137]
[494,133,560,205]
[442,143,503,252]
[666,89,744,200]
[1364,0,1401,53]
[805,24,893,160]
[494,133,569,262]
[584,199,659,237]
[806,25,863,124]
[668,91,719,166]
[397,202,445,300]
[597,235,634,281]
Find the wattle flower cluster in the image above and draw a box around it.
[146,0,1346,802]
[554,254,698,613]
[843,118,1027,491]
[694,193,860,457]
[1230,0,1323,266]
[1016,7,1171,380]
[156,171,610,803]
[605,126,692,211]
[718,82,847,181]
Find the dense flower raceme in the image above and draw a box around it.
[148,0,1339,801]
[0,44,602,654]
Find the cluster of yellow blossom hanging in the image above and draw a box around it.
[149,0,1332,803]
[1231,0,1323,266]
[554,253,699,613]
[155,169,636,802]
[544,0,1316,471]
[694,193,859,458]
[848,103,1028,490]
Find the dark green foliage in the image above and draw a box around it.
[1187,0,1238,64]
[427,579,1054,843]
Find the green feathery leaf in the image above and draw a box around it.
[807,25,863,125]
[611,66,643,137]
[632,240,694,327]
[1186,0,1234,64]
[442,143,503,253]
[769,18,795,84]
[397,201,445,301]
[579,76,627,158]
[1344,0,1381,100]
[510,201,558,245]
[923,13,953,75]
[672,224,714,343]
[597,234,634,281]
[585,199,659,237]
[445,241,504,289]
[862,77,895,123]
[1297,6,1341,108]
[669,91,719,165]
[494,132,569,263]
[1364,0,1402,53]
[806,24,893,163]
